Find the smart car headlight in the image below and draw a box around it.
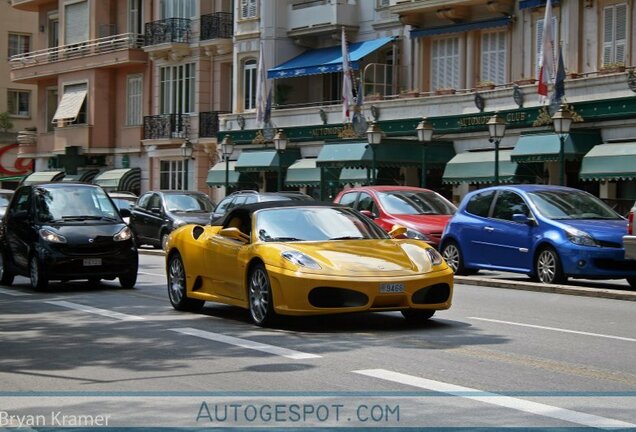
[281,251,322,270]
[404,228,431,242]
[426,247,444,266]
[565,227,599,247]
[113,226,132,242]
[39,228,66,244]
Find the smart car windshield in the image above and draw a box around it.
[165,194,214,212]
[377,191,456,215]
[528,190,623,220]
[35,186,121,222]
[255,207,390,242]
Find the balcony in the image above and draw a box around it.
[199,111,230,138]
[388,0,512,26]
[143,18,192,61]
[287,0,358,42]
[143,114,191,140]
[10,0,56,12]
[9,33,146,84]
[199,12,233,55]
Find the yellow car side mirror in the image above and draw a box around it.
[389,225,407,239]
[219,227,250,243]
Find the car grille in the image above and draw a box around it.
[57,238,131,256]
[597,240,622,248]
[308,287,368,308]
[593,259,636,271]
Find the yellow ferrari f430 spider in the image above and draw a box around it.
[165,202,453,327]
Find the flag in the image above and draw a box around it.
[537,0,554,98]
[341,27,354,123]
[255,44,268,126]
[356,78,364,107]
[553,44,566,103]
[263,87,272,125]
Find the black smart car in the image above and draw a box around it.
[129,190,215,249]
[0,183,138,290]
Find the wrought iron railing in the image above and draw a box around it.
[144,18,191,46]
[8,33,144,69]
[199,111,230,138]
[143,114,191,140]
[200,12,233,40]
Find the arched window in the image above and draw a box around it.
[243,59,257,110]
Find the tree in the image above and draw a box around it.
[0,112,13,133]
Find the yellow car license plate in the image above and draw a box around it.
[380,283,404,293]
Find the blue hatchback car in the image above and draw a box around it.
[440,185,636,287]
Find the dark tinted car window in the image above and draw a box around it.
[338,192,358,207]
[12,188,31,214]
[492,191,529,221]
[357,193,377,213]
[137,193,152,210]
[148,194,162,210]
[465,190,495,217]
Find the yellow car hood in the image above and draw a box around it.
[272,239,440,276]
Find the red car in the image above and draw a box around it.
[333,186,456,247]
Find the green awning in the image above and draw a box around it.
[316,139,432,168]
[443,150,519,184]
[62,168,101,183]
[339,167,377,185]
[511,131,601,162]
[0,175,27,182]
[21,170,65,185]
[206,161,240,187]
[93,167,141,194]
[580,142,636,181]
[235,149,301,172]
[285,158,321,187]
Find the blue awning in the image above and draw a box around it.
[410,16,513,39]
[268,36,394,79]
[519,0,559,10]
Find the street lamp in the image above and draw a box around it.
[273,129,288,191]
[180,138,193,190]
[220,134,234,192]
[487,112,507,185]
[552,103,574,186]
[366,121,383,185]
[416,117,434,188]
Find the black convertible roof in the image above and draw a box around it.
[213,200,340,227]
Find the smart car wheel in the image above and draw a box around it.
[29,255,48,291]
[401,309,435,324]
[442,240,472,275]
[0,250,15,286]
[248,263,277,327]
[167,253,204,312]
[119,272,137,289]
[535,247,566,285]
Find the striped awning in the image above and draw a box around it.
[443,150,519,184]
[580,143,636,181]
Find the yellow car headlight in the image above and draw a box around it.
[281,250,322,270]
[426,247,444,266]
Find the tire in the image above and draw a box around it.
[88,277,101,285]
[0,250,15,286]
[441,240,473,275]
[119,272,137,289]
[248,263,277,327]
[167,253,204,312]
[401,309,435,324]
[29,255,48,291]
[627,277,636,289]
[534,246,567,285]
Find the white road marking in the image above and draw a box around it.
[354,369,635,429]
[138,271,165,277]
[0,287,31,296]
[45,300,145,321]
[172,327,322,360]
[470,317,636,342]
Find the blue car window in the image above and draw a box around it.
[465,190,495,217]
[492,191,529,221]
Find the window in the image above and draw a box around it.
[356,192,377,216]
[7,90,30,117]
[465,190,495,217]
[64,0,89,45]
[431,37,460,90]
[602,3,627,66]
[243,59,257,110]
[161,0,195,18]
[8,33,30,57]
[126,74,143,126]
[52,83,87,126]
[128,0,143,34]
[160,160,185,190]
[160,63,195,114]
[377,0,390,7]
[46,87,58,132]
[491,191,529,221]
[240,0,257,19]
[337,192,358,207]
[480,30,507,84]
[535,15,558,79]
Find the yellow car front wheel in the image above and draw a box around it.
[401,309,435,324]
[248,263,277,327]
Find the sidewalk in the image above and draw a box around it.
[139,249,636,302]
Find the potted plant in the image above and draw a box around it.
[365,93,383,102]
[474,80,496,90]
[514,77,536,86]
[398,88,420,98]
[435,87,456,96]
[599,62,626,75]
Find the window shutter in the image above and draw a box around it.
[481,31,506,84]
[241,0,249,18]
[64,1,89,45]
[7,92,16,114]
[249,0,257,17]
[127,75,143,126]
[615,3,627,64]
[535,18,544,79]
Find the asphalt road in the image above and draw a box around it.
[0,253,634,429]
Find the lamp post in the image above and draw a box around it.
[220,134,234,193]
[487,112,507,185]
[180,138,193,190]
[366,121,383,185]
[551,103,574,186]
[416,117,434,188]
[273,129,288,192]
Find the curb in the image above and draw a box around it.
[138,249,636,302]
